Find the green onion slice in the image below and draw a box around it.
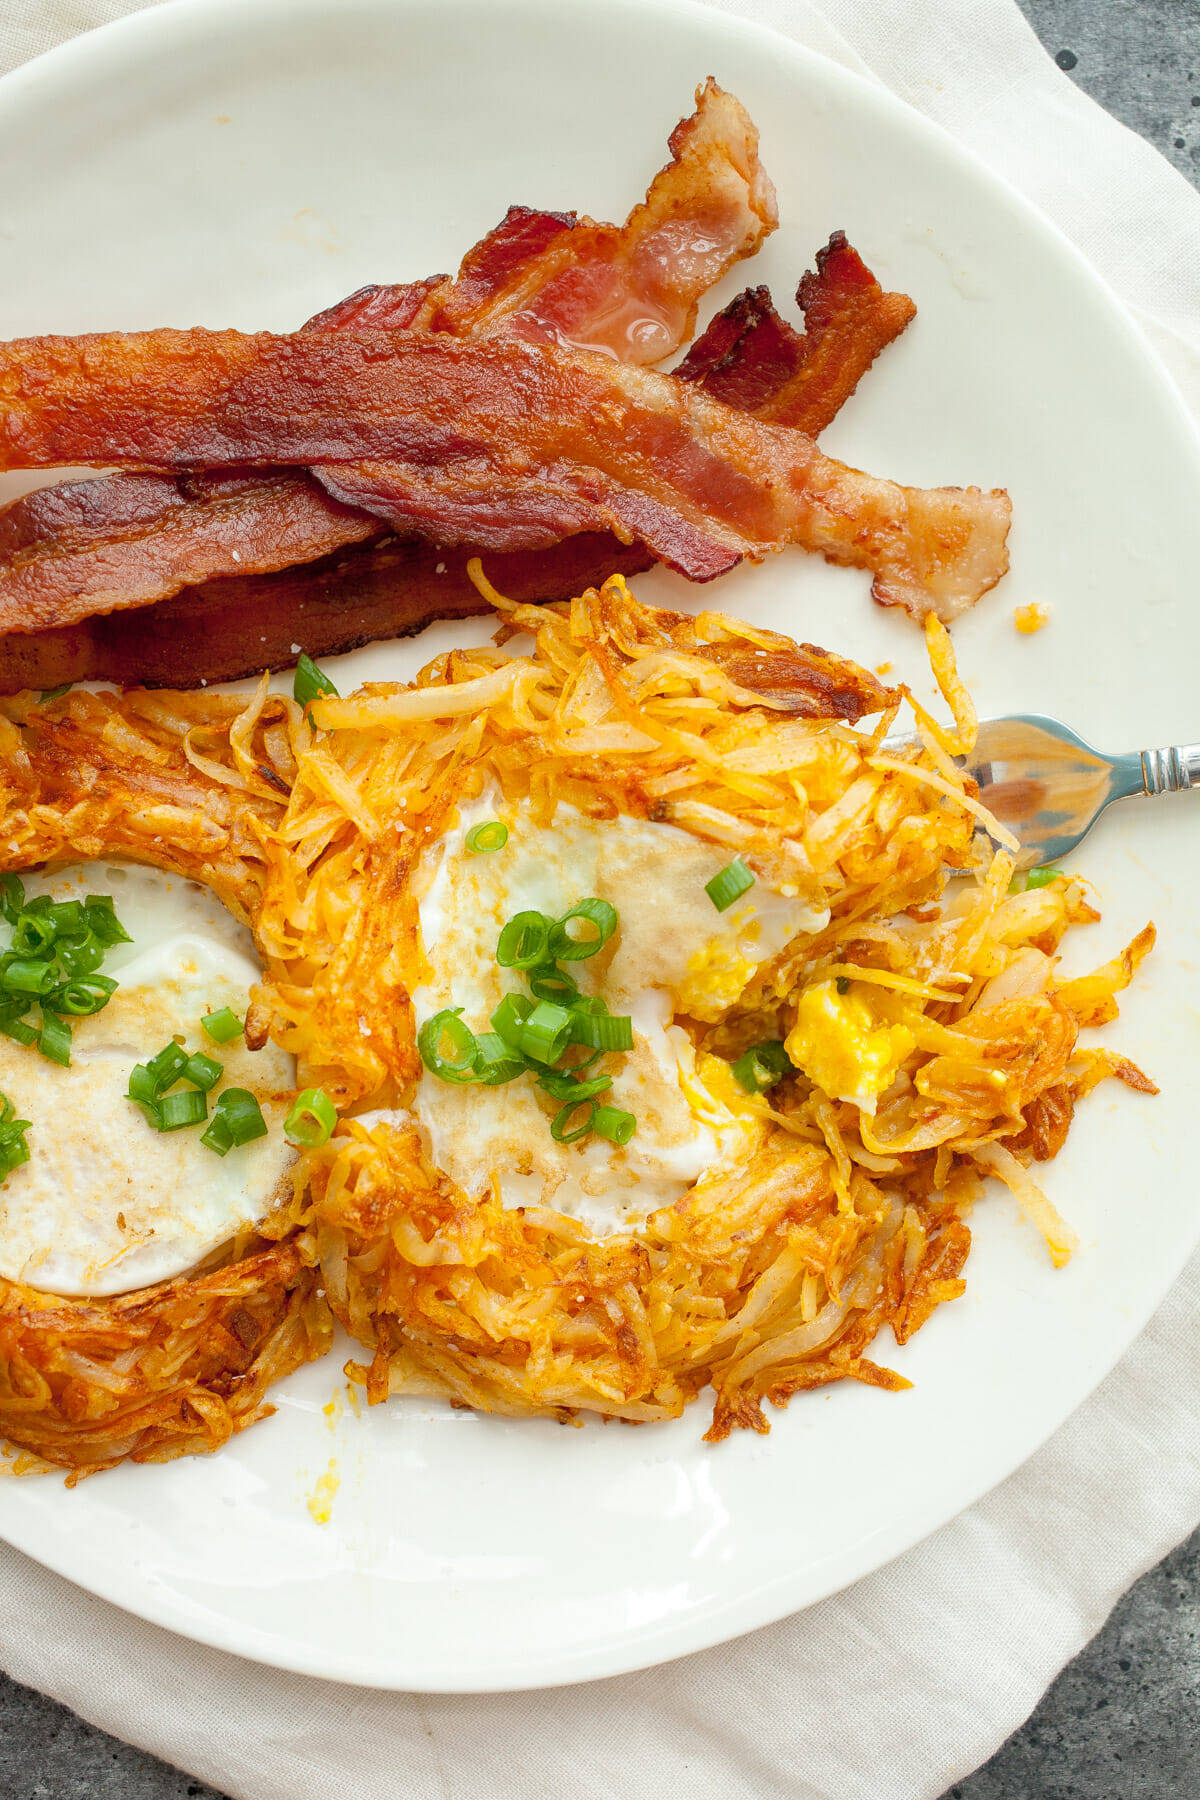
[591,1104,637,1147]
[465,820,509,854]
[548,898,618,962]
[202,1006,244,1044]
[490,992,534,1049]
[518,1000,575,1066]
[537,1069,612,1103]
[209,1087,268,1146]
[128,1063,161,1108]
[84,895,132,946]
[38,683,73,703]
[201,1112,234,1156]
[569,1008,633,1053]
[159,1088,208,1131]
[294,653,339,706]
[285,1086,338,1147]
[550,1097,597,1144]
[418,1007,479,1083]
[47,974,118,1016]
[146,1042,190,1090]
[2,957,59,996]
[731,1040,791,1095]
[0,875,25,925]
[10,912,58,958]
[58,934,105,977]
[705,856,755,913]
[0,1014,37,1047]
[526,963,579,1004]
[37,1012,72,1066]
[183,1050,224,1092]
[495,911,552,970]
[1024,866,1064,891]
[48,900,88,940]
[471,1033,528,1087]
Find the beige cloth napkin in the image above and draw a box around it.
[1,4,1198,1797]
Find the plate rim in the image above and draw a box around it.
[0,0,1197,1693]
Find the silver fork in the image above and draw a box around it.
[956,715,1200,870]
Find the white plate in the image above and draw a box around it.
[0,0,1197,1694]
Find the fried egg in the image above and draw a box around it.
[409,793,827,1235]
[0,863,295,1298]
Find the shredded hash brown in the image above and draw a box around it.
[0,573,1154,1470]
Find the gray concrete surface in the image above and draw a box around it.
[0,2,1198,1797]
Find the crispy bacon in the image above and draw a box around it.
[0,535,648,691]
[0,469,378,634]
[675,230,916,435]
[0,79,776,654]
[301,275,446,332]
[0,327,1010,618]
[458,78,778,360]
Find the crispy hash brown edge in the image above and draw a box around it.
[0,574,1154,1472]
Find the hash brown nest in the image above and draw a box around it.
[0,575,1153,1472]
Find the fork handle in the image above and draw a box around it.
[1140,744,1200,796]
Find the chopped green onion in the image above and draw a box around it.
[294,653,339,706]
[46,973,118,1016]
[835,975,851,996]
[490,992,534,1049]
[10,912,58,958]
[537,1069,612,1103]
[527,962,579,1004]
[418,1007,479,1083]
[1024,866,1064,891]
[0,1014,37,1048]
[518,1001,575,1066]
[471,1032,528,1087]
[284,1086,338,1147]
[183,1050,224,1092]
[496,910,552,970]
[705,856,755,912]
[147,1042,190,1089]
[0,1097,31,1181]
[2,957,60,996]
[550,1097,597,1144]
[0,875,25,924]
[84,895,132,946]
[201,1112,234,1156]
[48,900,88,940]
[569,1008,633,1053]
[209,1087,268,1146]
[465,820,509,854]
[591,1105,636,1147]
[548,898,618,962]
[37,1012,72,1066]
[731,1040,791,1094]
[58,933,105,977]
[202,1006,244,1044]
[159,1088,208,1131]
[38,683,73,703]
[127,1063,161,1108]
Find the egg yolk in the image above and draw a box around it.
[784,979,914,1113]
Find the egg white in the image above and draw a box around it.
[410,794,826,1235]
[0,864,296,1298]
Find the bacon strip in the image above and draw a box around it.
[0,470,379,634]
[675,231,916,435]
[0,536,649,693]
[0,80,775,646]
[0,327,1009,618]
